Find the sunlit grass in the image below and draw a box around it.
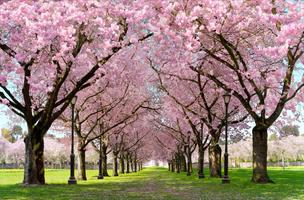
[0,167,303,199]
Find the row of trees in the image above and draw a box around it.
[0,136,68,167]
[0,0,304,185]
[0,0,157,185]
[145,0,304,183]
[0,134,148,177]
[229,135,304,167]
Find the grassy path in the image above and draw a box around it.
[0,167,304,199]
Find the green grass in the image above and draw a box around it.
[0,167,303,200]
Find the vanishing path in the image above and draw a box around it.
[0,167,304,199]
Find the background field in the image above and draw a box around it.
[0,167,303,200]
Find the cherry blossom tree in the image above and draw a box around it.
[0,0,152,185]
[149,55,248,178]
[0,138,24,166]
[152,127,177,171]
[154,98,197,176]
[6,140,25,166]
[60,84,152,179]
[0,137,9,164]
[1,136,69,168]
[44,137,69,169]
[1,0,303,186]
[148,0,304,183]
[108,114,154,176]
[230,136,304,168]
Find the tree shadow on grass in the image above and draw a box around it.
[0,169,170,200]
[160,168,304,200]
[0,182,157,200]
[0,167,304,200]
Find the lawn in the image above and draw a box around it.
[0,167,303,200]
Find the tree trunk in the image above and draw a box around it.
[171,160,175,172]
[77,148,87,180]
[98,154,103,179]
[119,156,125,174]
[208,143,222,178]
[252,125,273,183]
[186,153,192,176]
[181,154,187,172]
[23,133,45,185]
[130,159,134,172]
[126,155,130,173]
[176,154,180,173]
[102,146,109,176]
[113,153,119,176]
[134,158,137,172]
[197,145,205,178]
[168,161,171,171]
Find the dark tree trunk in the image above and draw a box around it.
[171,160,175,172]
[98,151,103,179]
[23,133,45,185]
[102,146,109,176]
[134,158,137,172]
[181,154,187,172]
[168,162,171,171]
[208,143,222,178]
[113,153,119,176]
[130,159,134,172]
[102,155,108,176]
[197,145,205,178]
[77,148,87,180]
[176,154,181,173]
[119,156,125,174]
[186,153,192,176]
[126,155,130,173]
[252,125,273,183]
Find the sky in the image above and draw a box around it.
[0,105,25,131]
[0,105,67,137]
